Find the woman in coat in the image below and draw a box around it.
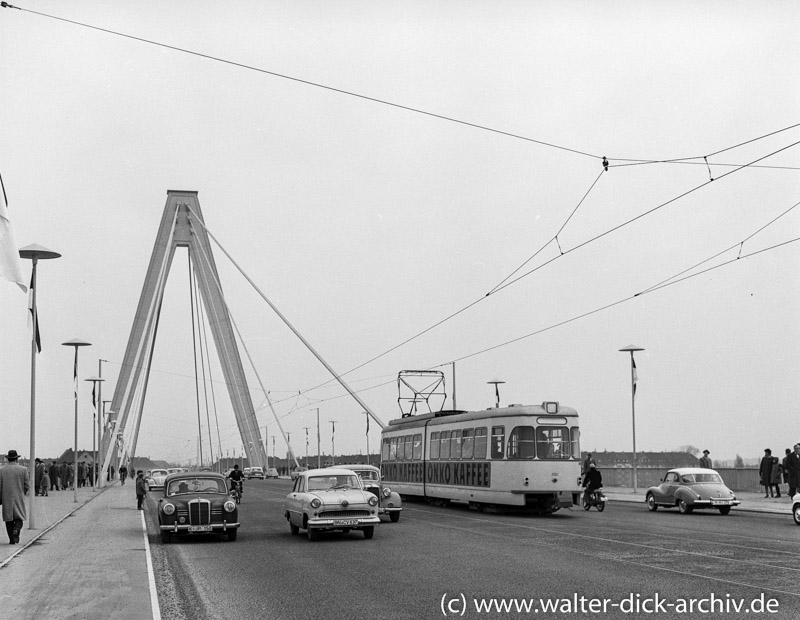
[759,449,774,498]
[769,456,782,498]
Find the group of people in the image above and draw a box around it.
[760,444,800,498]
[32,459,98,496]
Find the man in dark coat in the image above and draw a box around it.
[787,444,800,498]
[0,449,30,544]
[34,459,44,495]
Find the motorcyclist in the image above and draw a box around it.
[582,462,603,506]
[227,464,245,497]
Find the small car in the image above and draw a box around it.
[334,464,402,522]
[243,467,252,477]
[157,472,240,543]
[792,493,800,526]
[247,467,265,480]
[167,467,183,476]
[265,468,280,479]
[147,468,169,491]
[645,467,740,515]
[290,466,308,481]
[284,468,380,541]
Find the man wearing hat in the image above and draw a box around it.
[0,449,30,544]
[699,450,712,469]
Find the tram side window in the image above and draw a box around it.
[507,426,535,459]
[474,428,488,459]
[382,438,391,462]
[462,429,474,459]
[412,434,422,460]
[491,426,505,459]
[451,430,463,459]
[440,430,451,459]
[404,435,414,460]
[389,437,398,461]
[536,426,571,459]
[570,427,580,460]
[430,432,440,459]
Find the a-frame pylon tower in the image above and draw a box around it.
[101,190,265,474]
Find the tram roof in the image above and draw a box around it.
[386,403,578,429]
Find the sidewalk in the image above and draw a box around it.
[0,481,159,620]
[604,486,793,514]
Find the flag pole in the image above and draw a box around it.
[619,345,644,493]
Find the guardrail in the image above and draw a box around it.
[601,466,768,493]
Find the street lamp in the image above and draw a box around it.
[84,376,105,491]
[19,243,60,529]
[487,379,505,409]
[619,345,645,493]
[62,338,92,503]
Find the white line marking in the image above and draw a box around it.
[141,510,162,620]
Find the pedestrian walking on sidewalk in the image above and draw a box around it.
[40,465,50,497]
[34,459,44,495]
[770,456,782,498]
[699,450,712,469]
[787,444,800,498]
[760,449,775,498]
[0,449,30,544]
[135,470,147,510]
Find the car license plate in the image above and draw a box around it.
[333,519,358,526]
[189,525,212,532]
[711,499,731,505]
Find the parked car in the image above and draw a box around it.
[147,468,169,491]
[284,468,380,541]
[248,467,265,480]
[265,468,279,479]
[333,464,402,522]
[290,466,308,481]
[157,472,239,543]
[645,468,740,515]
[792,493,800,526]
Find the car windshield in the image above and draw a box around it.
[167,478,227,495]
[307,474,361,491]
[355,470,379,481]
[680,473,723,484]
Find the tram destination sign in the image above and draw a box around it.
[382,461,491,487]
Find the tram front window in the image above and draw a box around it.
[507,426,535,459]
[536,426,571,459]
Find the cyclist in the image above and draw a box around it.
[582,462,603,506]
[227,464,245,499]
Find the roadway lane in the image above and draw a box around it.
[145,479,800,619]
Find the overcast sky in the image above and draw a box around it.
[1,1,798,466]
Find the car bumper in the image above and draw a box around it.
[691,499,741,508]
[379,507,402,515]
[160,521,240,533]
[307,515,380,529]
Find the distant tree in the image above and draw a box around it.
[676,445,700,457]
[734,454,745,467]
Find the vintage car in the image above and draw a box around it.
[157,472,239,543]
[333,464,402,522]
[284,468,380,541]
[247,466,265,480]
[265,468,280,479]
[147,468,169,491]
[792,493,800,526]
[645,468,740,515]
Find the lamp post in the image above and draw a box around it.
[62,338,92,503]
[84,376,105,491]
[487,379,505,409]
[19,244,61,530]
[619,345,644,493]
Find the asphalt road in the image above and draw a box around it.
[144,478,800,620]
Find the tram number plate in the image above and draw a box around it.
[333,519,358,526]
[189,525,212,532]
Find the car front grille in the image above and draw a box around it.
[320,510,370,519]
[188,499,212,525]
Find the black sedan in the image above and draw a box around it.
[157,472,240,543]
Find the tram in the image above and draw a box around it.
[380,401,582,513]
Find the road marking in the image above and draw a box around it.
[140,510,162,620]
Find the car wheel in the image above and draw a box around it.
[718,506,731,515]
[646,494,658,512]
[308,528,320,541]
[389,512,400,523]
[793,504,800,526]
[227,529,238,541]
[289,521,299,535]
[161,530,171,544]
[363,526,374,539]
[677,499,693,514]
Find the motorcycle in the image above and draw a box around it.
[582,487,607,512]
[230,479,243,504]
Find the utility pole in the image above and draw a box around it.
[330,421,337,466]
[302,427,310,467]
[315,408,321,469]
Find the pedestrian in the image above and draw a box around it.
[60,461,69,490]
[782,448,792,495]
[50,462,59,491]
[40,465,50,497]
[135,470,147,510]
[34,458,44,496]
[786,444,800,498]
[0,449,30,544]
[770,455,782,498]
[699,450,712,469]
[119,464,128,486]
[759,449,775,498]
[581,453,596,475]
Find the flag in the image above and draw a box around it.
[632,356,638,401]
[0,174,26,292]
[73,353,78,397]
[365,413,369,436]
[92,383,96,409]
[27,272,41,353]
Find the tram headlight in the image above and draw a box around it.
[523,477,529,486]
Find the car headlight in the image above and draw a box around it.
[162,503,175,515]
[368,495,378,507]
[382,487,392,498]
[223,500,236,513]
[310,498,322,509]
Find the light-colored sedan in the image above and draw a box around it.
[792,493,800,526]
[147,468,169,491]
[645,467,740,515]
[284,468,380,541]
[333,464,402,522]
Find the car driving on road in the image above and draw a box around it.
[158,472,240,543]
[645,467,740,515]
[333,464,402,522]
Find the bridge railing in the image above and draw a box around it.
[602,466,765,493]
